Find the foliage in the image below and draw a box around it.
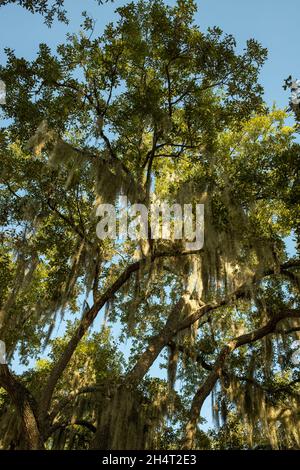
[0,0,113,26]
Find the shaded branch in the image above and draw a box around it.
[182,307,300,449]
[0,364,44,449]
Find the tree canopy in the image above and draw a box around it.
[0,0,300,450]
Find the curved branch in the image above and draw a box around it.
[182,308,300,449]
[38,248,203,421]
[0,364,44,449]
[125,260,300,387]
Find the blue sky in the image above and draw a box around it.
[0,0,299,432]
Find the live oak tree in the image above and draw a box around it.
[0,0,300,450]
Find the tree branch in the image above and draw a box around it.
[182,307,300,449]
[0,364,44,449]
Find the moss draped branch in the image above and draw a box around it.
[182,307,300,449]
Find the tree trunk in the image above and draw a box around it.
[0,364,44,449]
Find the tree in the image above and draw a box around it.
[0,0,300,450]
